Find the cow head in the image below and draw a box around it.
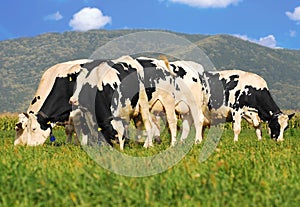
[268,113,295,141]
[15,112,51,146]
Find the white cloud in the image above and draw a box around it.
[168,0,242,8]
[258,35,277,48]
[44,11,63,21]
[286,6,300,22]
[234,34,278,48]
[69,7,111,31]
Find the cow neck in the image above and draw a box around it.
[239,86,282,123]
[255,99,282,122]
[37,111,52,131]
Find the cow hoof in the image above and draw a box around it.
[154,136,162,144]
[194,139,202,145]
[143,143,154,148]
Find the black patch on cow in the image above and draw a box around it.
[204,72,225,110]
[204,72,240,110]
[37,72,80,129]
[31,96,40,105]
[171,64,187,79]
[145,87,156,102]
[137,59,156,69]
[110,62,140,108]
[221,75,239,106]
[192,77,197,82]
[235,86,281,122]
[31,97,37,105]
[137,58,169,102]
[78,81,116,144]
[232,90,241,109]
[81,60,106,77]
[81,60,105,71]
[95,84,118,142]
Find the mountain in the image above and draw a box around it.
[0,29,299,113]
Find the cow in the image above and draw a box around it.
[201,69,295,141]
[135,57,206,144]
[14,59,92,146]
[69,56,159,150]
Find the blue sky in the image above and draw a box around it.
[1,0,300,49]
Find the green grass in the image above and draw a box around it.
[1,127,300,207]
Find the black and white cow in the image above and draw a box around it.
[70,56,159,150]
[201,69,294,141]
[136,57,206,144]
[14,59,91,146]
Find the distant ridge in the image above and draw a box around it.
[0,29,299,112]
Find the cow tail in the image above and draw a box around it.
[159,55,176,76]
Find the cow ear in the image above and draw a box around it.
[288,113,295,120]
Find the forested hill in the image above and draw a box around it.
[0,29,299,112]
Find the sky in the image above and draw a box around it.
[1,0,300,49]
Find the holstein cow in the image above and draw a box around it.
[201,69,294,141]
[136,57,206,144]
[70,56,159,150]
[15,59,92,146]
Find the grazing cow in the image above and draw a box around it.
[136,57,206,144]
[14,59,92,146]
[169,60,206,144]
[201,69,294,141]
[70,56,158,150]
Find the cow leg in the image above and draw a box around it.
[232,111,242,142]
[137,89,155,148]
[189,105,204,144]
[242,109,262,141]
[65,126,73,144]
[252,114,262,141]
[156,96,177,147]
[140,106,154,148]
[255,124,262,141]
[65,119,74,144]
[150,114,161,144]
[165,110,177,147]
[180,113,192,143]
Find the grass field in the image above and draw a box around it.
[0,115,300,206]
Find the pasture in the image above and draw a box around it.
[1,114,300,207]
